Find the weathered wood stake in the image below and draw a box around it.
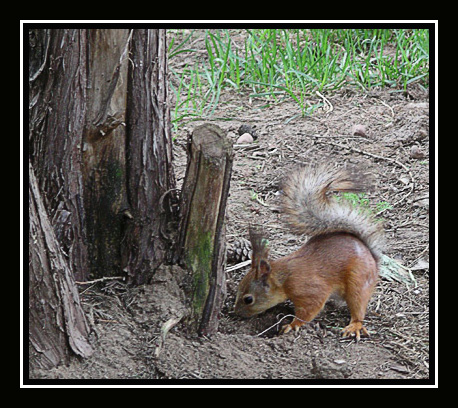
[178,123,233,336]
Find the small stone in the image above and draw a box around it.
[416,129,428,141]
[236,133,254,144]
[351,124,367,137]
[410,145,426,159]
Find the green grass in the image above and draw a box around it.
[337,192,393,218]
[168,29,429,126]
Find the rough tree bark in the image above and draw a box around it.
[29,160,93,370]
[28,28,178,371]
[122,29,177,285]
[28,28,94,371]
[29,28,176,284]
[82,29,131,279]
[29,28,89,281]
[178,124,233,336]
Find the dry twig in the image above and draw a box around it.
[154,314,184,358]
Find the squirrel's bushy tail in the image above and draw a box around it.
[282,163,384,261]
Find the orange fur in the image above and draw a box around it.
[235,233,378,339]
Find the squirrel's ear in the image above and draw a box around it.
[259,259,271,274]
[256,259,271,282]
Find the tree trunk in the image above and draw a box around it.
[29,160,93,370]
[122,29,177,285]
[27,28,181,371]
[29,28,176,283]
[178,124,233,336]
[82,29,131,279]
[29,28,89,281]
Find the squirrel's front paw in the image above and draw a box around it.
[280,323,295,335]
[279,319,305,335]
[341,322,369,342]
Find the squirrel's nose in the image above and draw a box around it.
[233,304,251,318]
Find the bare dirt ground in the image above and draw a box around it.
[30,82,432,384]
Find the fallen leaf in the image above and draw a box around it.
[390,364,409,374]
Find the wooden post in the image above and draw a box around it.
[178,124,233,336]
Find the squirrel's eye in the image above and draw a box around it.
[243,295,254,305]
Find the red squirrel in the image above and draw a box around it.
[234,163,384,340]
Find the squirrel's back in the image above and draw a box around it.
[282,163,384,262]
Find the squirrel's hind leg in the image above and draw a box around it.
[342,266,377,341]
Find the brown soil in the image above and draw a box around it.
[29,31,432,384]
